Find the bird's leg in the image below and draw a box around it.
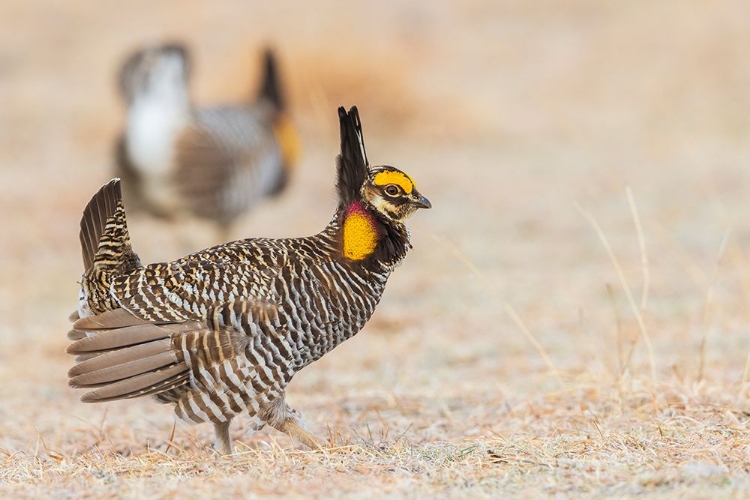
[259,397,327,450]
[213,420,234,455]
[277,414,326,450]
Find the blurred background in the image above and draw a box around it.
[2,0,750,456]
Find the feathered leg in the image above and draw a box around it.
[276,417,325,450]
[260,397,326,450]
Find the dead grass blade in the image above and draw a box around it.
[574,202,657,387]
[626,186,650,310]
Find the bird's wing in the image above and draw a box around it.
[67,299,284,406]
[109,250,282,324]
[67,308,198,402]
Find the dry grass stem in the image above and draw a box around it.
[626,186,650,310]
[575,202,657,387]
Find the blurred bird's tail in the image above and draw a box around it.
[257,48,285,112]
[257,48,300,177]
[74,178,141,319]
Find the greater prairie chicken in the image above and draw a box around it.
[115,42,299,241]
[68,106,431,454]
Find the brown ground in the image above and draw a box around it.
[2,1,750,498]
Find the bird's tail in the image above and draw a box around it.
[75,178,141,319]
[257,48,285,111]
[257,48,301,176]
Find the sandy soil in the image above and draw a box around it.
[2,0,750,498]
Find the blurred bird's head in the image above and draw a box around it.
[118,43,190,104]
[336,106,430,226]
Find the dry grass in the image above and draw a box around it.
[3,0,750,498]
[2,381,748,498]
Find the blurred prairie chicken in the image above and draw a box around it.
[115,42,299,241]
[67,106,431,454]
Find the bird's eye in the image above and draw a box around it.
[384,184,400,196]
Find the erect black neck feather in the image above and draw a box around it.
[335,106,369,207]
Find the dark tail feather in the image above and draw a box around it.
[336,106,369,205]
[78,178,140,274]
[257,48,285,111]
[79,179,121,270]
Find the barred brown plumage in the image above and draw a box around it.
[115,42,299,242]
[67,106,431,454]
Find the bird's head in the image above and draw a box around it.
[118,43,190,104]
[361,165,431,223]
[336,106,431,225]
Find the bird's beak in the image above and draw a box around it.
[411,192,432,209]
